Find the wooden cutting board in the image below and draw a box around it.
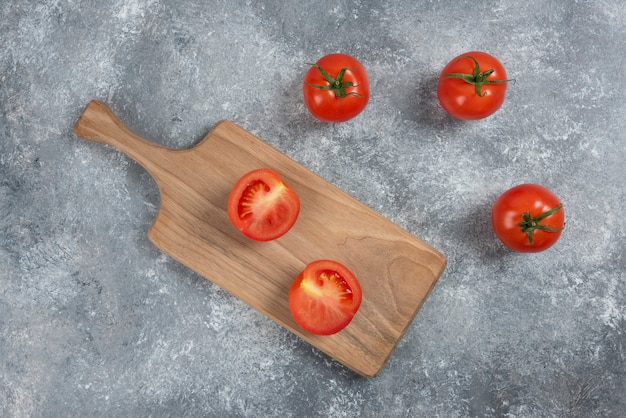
[73,100,446,377]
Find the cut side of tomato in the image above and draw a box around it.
[289,260,363,336]
[227,168,300,242]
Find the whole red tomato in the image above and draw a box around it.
[492,184,565,252]
[227,168,300,242]
[437,51,511,120]
[303,53,370,122]
[289,259,362,335]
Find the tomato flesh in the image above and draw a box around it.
[289,260,362,335]
[303,53,370,123]
[437,51,509,120]
[227,168,300,242]
[492,184,565,252]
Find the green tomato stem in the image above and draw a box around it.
[518,204,564,244]
[445,55,513,97]
[305,63,362,99]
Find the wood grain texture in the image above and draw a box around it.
[73,100,447,377]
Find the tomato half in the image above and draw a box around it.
[303,53,370,123]
[437,51,510,120]
[289,260,363,336]
[227,168,300,242]
[492,184,565,252]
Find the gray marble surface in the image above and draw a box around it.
[2,0,625,416]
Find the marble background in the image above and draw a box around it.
[1,0,624,416]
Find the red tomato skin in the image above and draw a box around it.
[492,184,565,252]
[437,51,508,120]
[289,260,363,336]
[303,53,370,123]
[227,168,300,242]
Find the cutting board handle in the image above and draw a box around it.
[73,100,170,176]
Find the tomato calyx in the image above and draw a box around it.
[518,204,564,244]
[305,62,362,98]
[445,55,512,97]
